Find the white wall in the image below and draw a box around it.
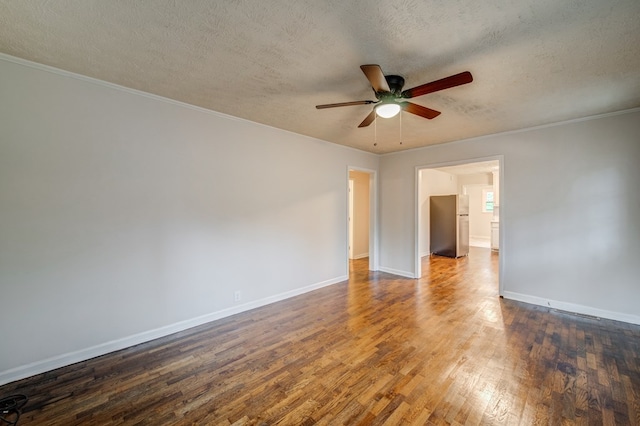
[464,185,492,239]
[380,109,640,324]
[349,170,370,259]
[418,170,458,257]
[459,173,494,240]
[0,56,378,383]
[457,172,492,195]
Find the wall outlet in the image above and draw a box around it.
[234,290,242,302]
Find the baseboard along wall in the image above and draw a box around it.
[0,275,347,386]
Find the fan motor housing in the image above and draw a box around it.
[384,75,405,95]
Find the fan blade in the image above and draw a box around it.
[360,64,391,93]
[358,110,376,128]
[316,100,375,109]
[401,71,473,99]
[401,102,441,119]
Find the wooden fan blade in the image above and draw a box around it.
[316,100,375,109]
[401,71,473,99]
[401,102,441,119]
[360,64,391,93]
[358,110,377,128]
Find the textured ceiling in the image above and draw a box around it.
[1,1,639,154]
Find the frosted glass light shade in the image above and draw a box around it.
[375,103,401,118]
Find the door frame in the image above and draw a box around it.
[348,179,354,260]
[415,155,504,296]
[347,166,378,272]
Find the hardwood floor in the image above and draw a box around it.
[2,247,639,425]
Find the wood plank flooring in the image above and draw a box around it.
[2,247,639,425]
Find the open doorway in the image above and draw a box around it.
[416,158,502,295]
[348,168,377,273]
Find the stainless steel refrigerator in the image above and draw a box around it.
[430,195,469,258]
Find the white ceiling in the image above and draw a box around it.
[1,1,639,154]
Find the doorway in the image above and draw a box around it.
[348,168,377,273]
[416,157,503,295]
[462,184,493,248]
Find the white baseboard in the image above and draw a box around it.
[352,252,369,260]
[502,291,640,326]
[378,266,416,279]
[0,275,347,386]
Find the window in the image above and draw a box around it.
[482,188,494,213]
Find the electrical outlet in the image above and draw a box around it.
[234,291,242,302]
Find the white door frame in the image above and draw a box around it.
[347,166,378,272]
[348,179,354,259]
[415,156,504,296]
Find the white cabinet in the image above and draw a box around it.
[491,221,499,251]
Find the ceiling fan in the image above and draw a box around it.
[316,65,473,128]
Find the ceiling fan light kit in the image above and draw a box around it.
[375,102,401,118]
[316,65,473,131]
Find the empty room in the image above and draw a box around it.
[1,1,639,424]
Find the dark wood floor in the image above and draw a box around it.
[2,247,639,425]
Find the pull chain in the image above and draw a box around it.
[373,115,377,147]
[399,111,403,145]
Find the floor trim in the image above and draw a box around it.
[0,275,347,386]
[502,291,640,326]
[378,266,416,279]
